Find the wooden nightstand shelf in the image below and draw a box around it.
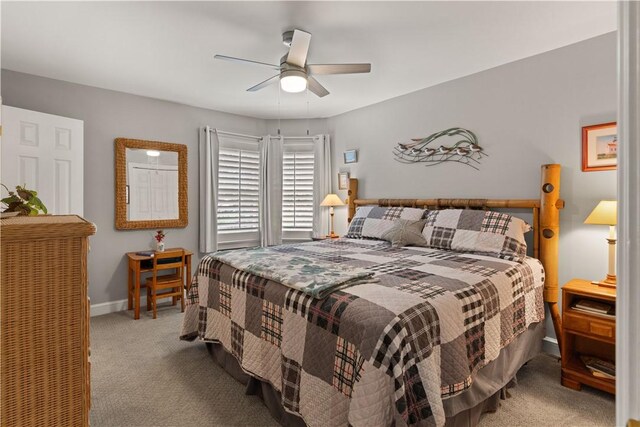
[561,279,616,394]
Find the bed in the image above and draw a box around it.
[181,164,564,426]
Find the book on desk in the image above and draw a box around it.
[136,251,155,257]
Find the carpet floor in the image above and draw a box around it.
[90,308,615,427]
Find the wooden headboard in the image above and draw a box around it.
[346,164,565,350]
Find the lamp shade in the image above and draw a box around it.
[584,200,617,225]
[320,194,345,207]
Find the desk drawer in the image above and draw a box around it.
[564,311,615,339]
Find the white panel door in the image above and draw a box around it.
[1,106,83,215]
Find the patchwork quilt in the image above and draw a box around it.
[181,238,545,427]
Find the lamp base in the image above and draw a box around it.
[595,274,616,288]
[325,232,340,239]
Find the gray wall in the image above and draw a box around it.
[1,69,266,305]
[327,32,618,342]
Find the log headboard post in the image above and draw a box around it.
[347,178,358,223]
[539,163,564,353]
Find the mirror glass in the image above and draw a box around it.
[125,148,179,221]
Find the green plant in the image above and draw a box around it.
[1,184,48,216]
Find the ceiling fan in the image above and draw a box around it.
[214,29,371,98]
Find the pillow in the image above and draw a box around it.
[380,219,427,248]
[421,209,531,262]
[346,206,427,240]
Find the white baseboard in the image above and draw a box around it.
[542,336,560,357]
[90,298,146,317]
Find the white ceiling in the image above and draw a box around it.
[1,1,617,119]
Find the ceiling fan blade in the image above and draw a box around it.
[286,29,311,68]
[307,77,329,98]
[247,74,280,92]
[307,63,371,75]
[214,54,281,71]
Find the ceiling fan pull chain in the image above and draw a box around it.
[306,88,310,136]
[278,83,282,136]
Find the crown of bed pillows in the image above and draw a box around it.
[345,206,530,262]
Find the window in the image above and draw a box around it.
[212,134,317,248]
[282,151,315,231]
[217,148,260,232]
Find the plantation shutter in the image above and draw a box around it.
[282,151,315,230]
[217,148,260,231]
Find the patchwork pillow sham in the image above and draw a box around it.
[421,209,531,262]
[345,206,427,240]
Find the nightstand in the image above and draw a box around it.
[561,278,616,394]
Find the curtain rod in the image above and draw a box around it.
[211,129,261,140]
[206,127,318,141]
[274,136,317,141]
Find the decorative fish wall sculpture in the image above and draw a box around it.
[393,128,487,170]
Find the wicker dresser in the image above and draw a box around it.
[1,215,96,426]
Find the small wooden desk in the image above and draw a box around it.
[126,248,193,320]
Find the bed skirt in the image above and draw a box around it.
[205,321,544,427]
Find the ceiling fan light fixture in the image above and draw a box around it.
[280,69,307,93]
[214,29,370,98]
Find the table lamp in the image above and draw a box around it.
[320,194,345,239]
[584,200,617,287]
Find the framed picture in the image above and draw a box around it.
[338,172,350,190]
[343,149,358,164]
[582,122,617,172]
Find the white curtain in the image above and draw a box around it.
[312,135,332,238]
[259,135,284,247]
[199,126,219,253]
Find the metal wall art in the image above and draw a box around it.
[393,128,486,170]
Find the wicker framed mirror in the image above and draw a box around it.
[115,138,188,230]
